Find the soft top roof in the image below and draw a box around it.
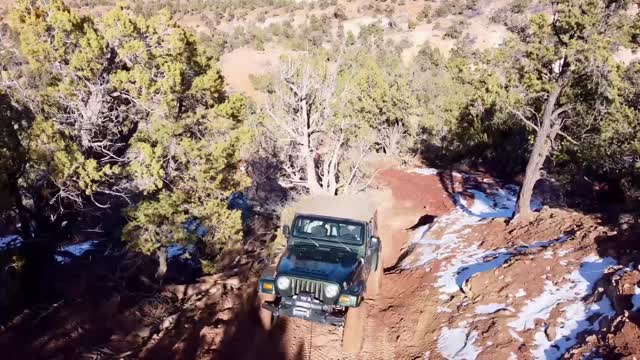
[292,194,377,222]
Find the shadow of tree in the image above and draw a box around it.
[0,250,162,359]
[139,276,302,360]
[0,251,305,360]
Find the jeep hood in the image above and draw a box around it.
[277,245,361,284]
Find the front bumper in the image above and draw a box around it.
[262,296,345,326]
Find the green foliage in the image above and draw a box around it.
[4,0,252,262]
[434,0,475,18]
[339,55,414,132]
[249,73,275,93]
[334,4,347,20]
[630,14,640,46]
[416,4,432,23]
[358,23,385,49]
[508,0,530,14]
[0,93,28,213]
[444,19,468,39]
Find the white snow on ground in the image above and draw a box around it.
[409,168,440,176]
[632,286,640,311]
[475,303,513,315]
[509,256,616,331]
[0,235,23,250]
[438,326,481,360]
[404,178,549,295]
[509,329,523,342]
[406,169,621,360]
[168,244,194,258]
[56,240,101,263]
[532,298,614,359]
[435,235,570,295]
[62,240,100,256]
[508,255,618,359]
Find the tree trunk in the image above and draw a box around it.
[156,247,168,281]
[304,150,323,195]
[515,83,564,219]
[302,128,323,195]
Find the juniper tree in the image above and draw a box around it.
[4,0,251,274]
[509,0,629,219]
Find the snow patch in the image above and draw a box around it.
[61,240,100,256]
[509,329,523,342]
[533,298,613,359]
[438,326,481,360]
[515,289,526,298]
[508,255,618,359]
[632,286,640,311]
[410,168,440,176]
[436,235,570,295]
[403,177,551,295]
[457,185,542,220]
[167,244,194,258]
[438,306,453,313]
[0,235,23,251]
[475,303,513,315]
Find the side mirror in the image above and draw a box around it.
[370,236,380,250]
[282,225,290,238]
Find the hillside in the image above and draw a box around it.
[2,167,639,359]
[1,1,640,360]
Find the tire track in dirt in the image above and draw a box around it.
[275,267,442,359]
[273,168,458,360]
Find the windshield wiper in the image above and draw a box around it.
[300,234,320,248]
[333,237,352,253]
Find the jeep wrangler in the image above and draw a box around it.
[257,195,383,352]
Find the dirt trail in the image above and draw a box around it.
[258,167,640,360]
[2,166,639,359]
[266,168,460,360]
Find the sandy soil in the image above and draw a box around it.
[218,46,297,101]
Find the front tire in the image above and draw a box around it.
[366,253,383,298]
[342,300,367,353]
[258,293,276,330]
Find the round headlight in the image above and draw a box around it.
[325,284,339,298]
[276,276,290,290]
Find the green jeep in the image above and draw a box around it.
[257,195,383,352]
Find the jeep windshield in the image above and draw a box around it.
[292,215,365,245]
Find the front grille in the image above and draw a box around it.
[291,278,325,300]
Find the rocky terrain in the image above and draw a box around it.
[1,1,639,359]
[1,166,639,359]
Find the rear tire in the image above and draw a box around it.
[258,293,276,330]
[366,254,383,298]
[342,300,367,353]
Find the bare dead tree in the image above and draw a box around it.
[379,122,407,158]
[264,57,372,195]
